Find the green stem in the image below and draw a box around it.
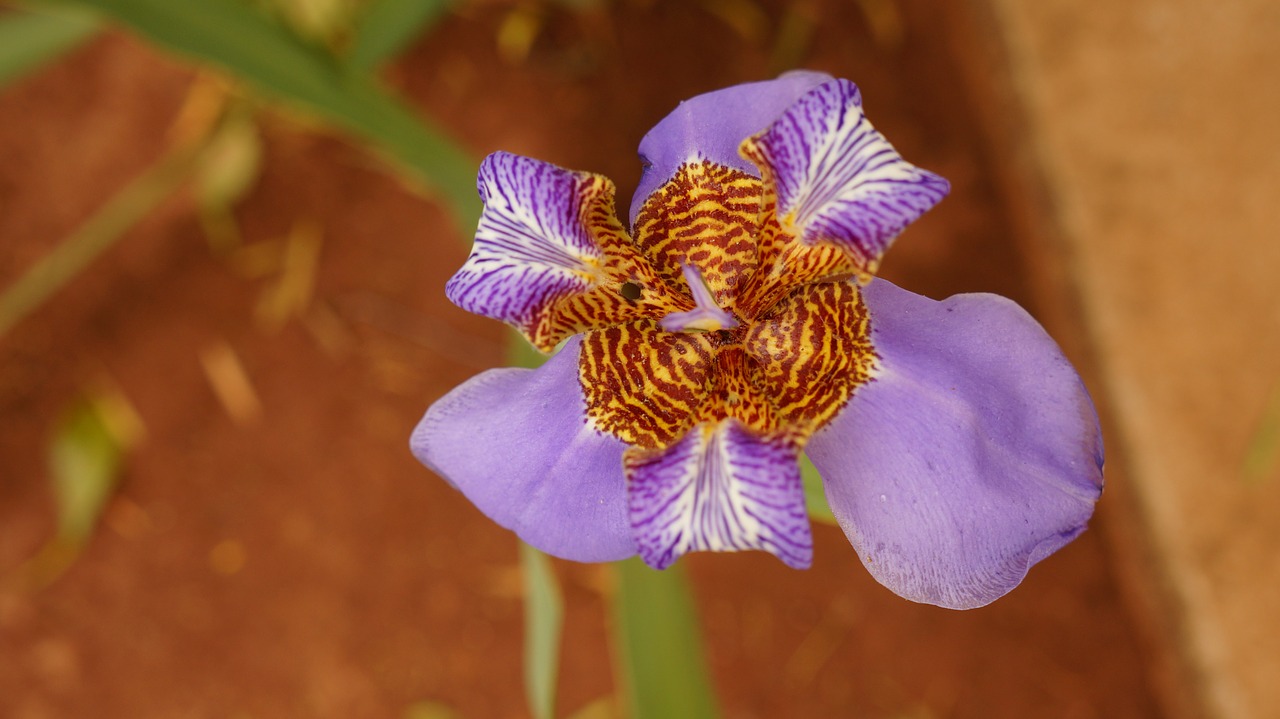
[0,142,202,337]
[612,559,720,719]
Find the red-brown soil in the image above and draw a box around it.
[1,2,1160,717]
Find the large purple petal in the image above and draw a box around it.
[626,420,812,570]
[411,336,635,562]
[806,279,1103,610]
[630,70,832,226]
[741,79,950,274]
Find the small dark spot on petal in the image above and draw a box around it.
[620,282,643,301]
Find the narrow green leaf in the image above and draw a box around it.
[612,559,720,719]
[0,140,200,337]
[49,399,123,544]
[0,6,100,89]
[74,0,479,229]
[800,453,836,524]
[522,543,564,719]
[347,0,452,73]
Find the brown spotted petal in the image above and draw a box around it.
[745,280,878,439]
[446,152,677,352]
[579,320,717,449]
[631,160,763,316]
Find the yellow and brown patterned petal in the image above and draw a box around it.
[744,280,878,438]
[578,319,718,449]
[631,160,762,316]
[446,152,681,352]
[731,190,862,320]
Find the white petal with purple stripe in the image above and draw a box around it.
[745,79,950,272]
[627,421,812,569]
[446,152,604,329]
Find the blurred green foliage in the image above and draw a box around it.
[50,398,126,544]
[73,0,479,226]
[0,135,205,337]
[0,4,100,87]
[801,454,836,524]
[1243,382,1280,484]
[347,0,452,72]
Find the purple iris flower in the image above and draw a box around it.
[411,71,1103,610]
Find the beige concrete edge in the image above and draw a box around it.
[940,3,1216,717]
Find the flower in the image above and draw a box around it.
[412,72,1103,610]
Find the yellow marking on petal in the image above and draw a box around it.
[582,282,875,455]
[745,281,876,435]
[579,321,717,448]
[682,317,729,332]
[632,161,762,314]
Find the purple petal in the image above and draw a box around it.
[630,70,833,226]
[741,79,951,273]
[447,152,619,349]
[411,336,635,562]
[806,279,1103,609]
[626,421,813,570]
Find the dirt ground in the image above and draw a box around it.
[0,2,1161,717]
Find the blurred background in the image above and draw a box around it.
[0,0,1275,717]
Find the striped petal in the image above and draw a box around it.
[743,279,876,437]
[447,152,669,351]
[741,79,951,276]
[626,420,812,570]
[411,336,635,562]
[806,279,1103,609]
[631,160,765,313]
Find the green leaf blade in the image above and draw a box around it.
[347,0,452,73]
[75,0,479,229]
[522,543,564,719]
[85,0,346,108]
[0,6,101,89]
[613,559,720,719]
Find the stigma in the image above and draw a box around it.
[658,262,740,333]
